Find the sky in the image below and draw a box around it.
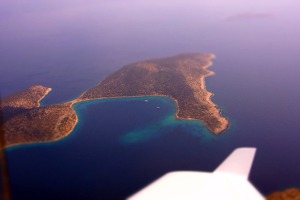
[1,0,300,98]
[1,0,299,47]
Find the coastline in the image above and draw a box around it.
[197,54,230,134]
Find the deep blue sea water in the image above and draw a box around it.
[1,0,300,199]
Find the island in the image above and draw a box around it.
[0,53,229,148]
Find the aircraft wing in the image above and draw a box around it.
[127,148,264,200]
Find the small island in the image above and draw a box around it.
[1,53,229,148]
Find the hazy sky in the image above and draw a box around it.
[1,0,300,98]
[1,0,299,56]
[1,0,299,43]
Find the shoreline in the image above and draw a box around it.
[198,54,230,134]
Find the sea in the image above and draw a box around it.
[1,0,300,199]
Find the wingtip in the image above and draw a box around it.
[233,147,257,158]
[214,147,257,178]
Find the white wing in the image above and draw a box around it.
[127,148,264,200]
[214,147,256,177]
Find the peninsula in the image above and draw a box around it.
[1,53,229,148]
[1,86,77,148]
[78,53,229,134]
